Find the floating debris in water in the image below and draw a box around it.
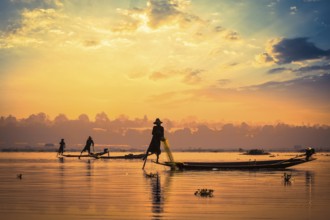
[194,189,214,197]
[145,172,158,178]
[17,174,22,179]
[283,172,292,183]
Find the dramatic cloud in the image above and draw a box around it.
[113,0,202,32]
[256,37,330,65]
[146,0,200,29]
[245,73,330,102]
[293,64,330,74]
[1,113,330,150]
[267,64,330,75]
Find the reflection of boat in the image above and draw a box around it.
[243,149,270,155]
[155,157,316,170]
[61,153,145,159]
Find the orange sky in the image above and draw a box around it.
[0,0,329,125]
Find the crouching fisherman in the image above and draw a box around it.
[79,136,94,159]
[305,147,315,160]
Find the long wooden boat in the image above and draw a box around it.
[61,153,145,159]
[155,157,316,170]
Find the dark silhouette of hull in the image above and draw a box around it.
[156,158,316,170]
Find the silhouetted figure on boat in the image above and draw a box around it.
[57,138,65,156]
[143,118,165,164]
[305,147,315,160]
[79,136,94,159]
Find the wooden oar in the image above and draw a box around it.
[142,156,148,169]
[142,151,149,169]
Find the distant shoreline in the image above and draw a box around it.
[1,148,330,153]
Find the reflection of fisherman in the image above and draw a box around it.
[57,138,65,156]
[151,173,163,214]
[305,147,315,160]
[143,118,165,163]
[79,136,94,158]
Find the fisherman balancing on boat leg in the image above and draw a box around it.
[142,118,165,169]
[57,138,65,156]
[79,136,94,159]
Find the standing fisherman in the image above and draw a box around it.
[57,138,65,156]
[143,118,165,169]
[79,136,94,159]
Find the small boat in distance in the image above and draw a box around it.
[61,153,146,159]
[243,149,270,155]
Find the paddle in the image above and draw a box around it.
[142,151,149,169]
[142,156,148,169]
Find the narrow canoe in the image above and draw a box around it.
[155,157,316,170]
[61,153,145,159]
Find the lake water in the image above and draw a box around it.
[0,152,329,220]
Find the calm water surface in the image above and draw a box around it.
[0,152,329,220]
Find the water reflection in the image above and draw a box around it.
[305,171,315,219]
[58,157,65,177]
[144,171,167,219]
[151,173,163,217]
[86,159,92,176]
[305,171,314,187]
[58,157,64,163]
[305,171,314,204]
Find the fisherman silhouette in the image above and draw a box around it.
[79,136,94,159]
[143,118,165,165]
[57,138,65,156]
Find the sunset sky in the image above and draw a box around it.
[0,0,329,125]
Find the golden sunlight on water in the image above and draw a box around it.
[0,152,329,220]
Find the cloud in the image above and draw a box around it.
[245,73,330,99]
[146,0,200,29]
[223,30,240,41]
[113,0,201,32]
[217,79,231,87]
[267,67,290,74]
[1,0,242,51]
[293,64,330,74]
[181,68,203,85]
[256,37,330,65]
[184,73,330,109]
[9,0,63,8]
[149,71,169,80]
[113,0,241,44]
[290,6,298,15]
[267,64,330,75]
[255,52,275,65]
[149,68,204,85]
[0,7,68,48]
[272,38,330,64]
[83,39,101,48]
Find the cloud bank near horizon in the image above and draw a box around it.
[1,112,329,151]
